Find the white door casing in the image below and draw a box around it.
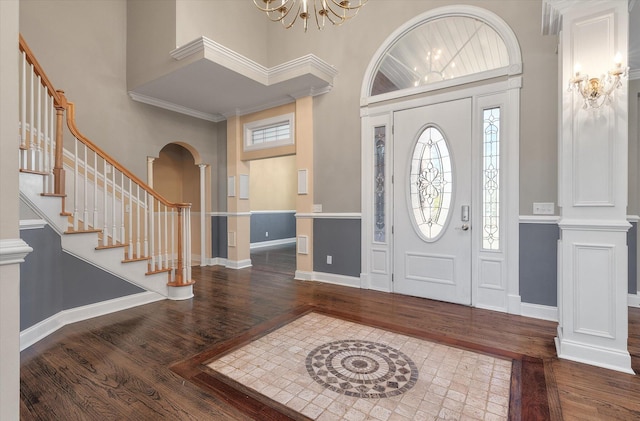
[360,5,521,314]
[393,98,472,304]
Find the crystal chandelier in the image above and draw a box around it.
[253,0,368,32]
[568,53,629,109]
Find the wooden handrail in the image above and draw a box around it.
[64,99,190,209]
[18,34,62,107]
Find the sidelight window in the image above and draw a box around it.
[482,107,500,250]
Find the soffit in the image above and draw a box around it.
[128,37,337,122]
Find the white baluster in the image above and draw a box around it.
[111,166,117,243]
[186,207,191,281]
[48,97,55,193]
[29,64,35,171]
[83,144,88,227]
[120,172,125,245]
[136,184,141,258]
[143,191,148,259]
[42,84,49,193]
[20,52,26,169]
[93,151,98,227]
[171,208,175,269]
[103,161,108,246]
[128,178,133,259]
[36,76,42,172]
[73,138,79,231]
[157,202,163,269]
[164,206,170,269]
[149,195,155,270]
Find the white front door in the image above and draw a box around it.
[393,98,472,305]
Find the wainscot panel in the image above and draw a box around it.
[250,211,295,244]
[20,224,144,331]
[313,218,361,278]
[211,215,228,258]
[519,223,559,307]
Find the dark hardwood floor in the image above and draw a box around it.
[20,246,640,420]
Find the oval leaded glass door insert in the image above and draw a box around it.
[410,125,452,241]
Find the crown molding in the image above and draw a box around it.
[128,91,225,123]
[171,37,337,88]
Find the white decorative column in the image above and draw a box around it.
[0,1,33,419]
[544,0,632,373]
[199,164,207,266]
[146,156,155,187]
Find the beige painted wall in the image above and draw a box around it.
[19,0,221,183]
[126,0,180,91]
[250,155,297,211]
[176,0,268,65]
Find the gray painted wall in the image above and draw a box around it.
[519,223,559,307]
[211,215,228,258]
[20,225,144,331]
[251,212,295,244]
[313,219,361,278]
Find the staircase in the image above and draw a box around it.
[17,34,194,301]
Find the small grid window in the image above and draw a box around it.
[244,113,294,152]
[251,122,290,145]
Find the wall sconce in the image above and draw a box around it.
[568,53,629,109]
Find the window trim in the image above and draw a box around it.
[243,113,295,152]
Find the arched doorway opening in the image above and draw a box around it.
[152,142,210,267]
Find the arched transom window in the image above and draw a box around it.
[371,16,509,96]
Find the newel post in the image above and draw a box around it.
[53,89,66,198]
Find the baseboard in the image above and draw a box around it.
[225,259,252,269]
[294,270,361,288]
[250,238,296,250]
[202,257,227,266]
[520,302,558,322]
[629,293,640,308]
[555,336,634,374]
[20,291,164,351]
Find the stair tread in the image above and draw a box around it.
[20,169,48,176]
[95,243,127,250]
[41,193,66,197]
[123,256,150,263]
[146,267,172,275]
[65,228,102,235]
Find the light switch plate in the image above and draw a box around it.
[533,202,554,215]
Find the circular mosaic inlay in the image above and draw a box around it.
[305,340,419,398]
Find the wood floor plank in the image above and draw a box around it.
[20,246,640,420]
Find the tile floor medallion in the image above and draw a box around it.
[206,313,511,421]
